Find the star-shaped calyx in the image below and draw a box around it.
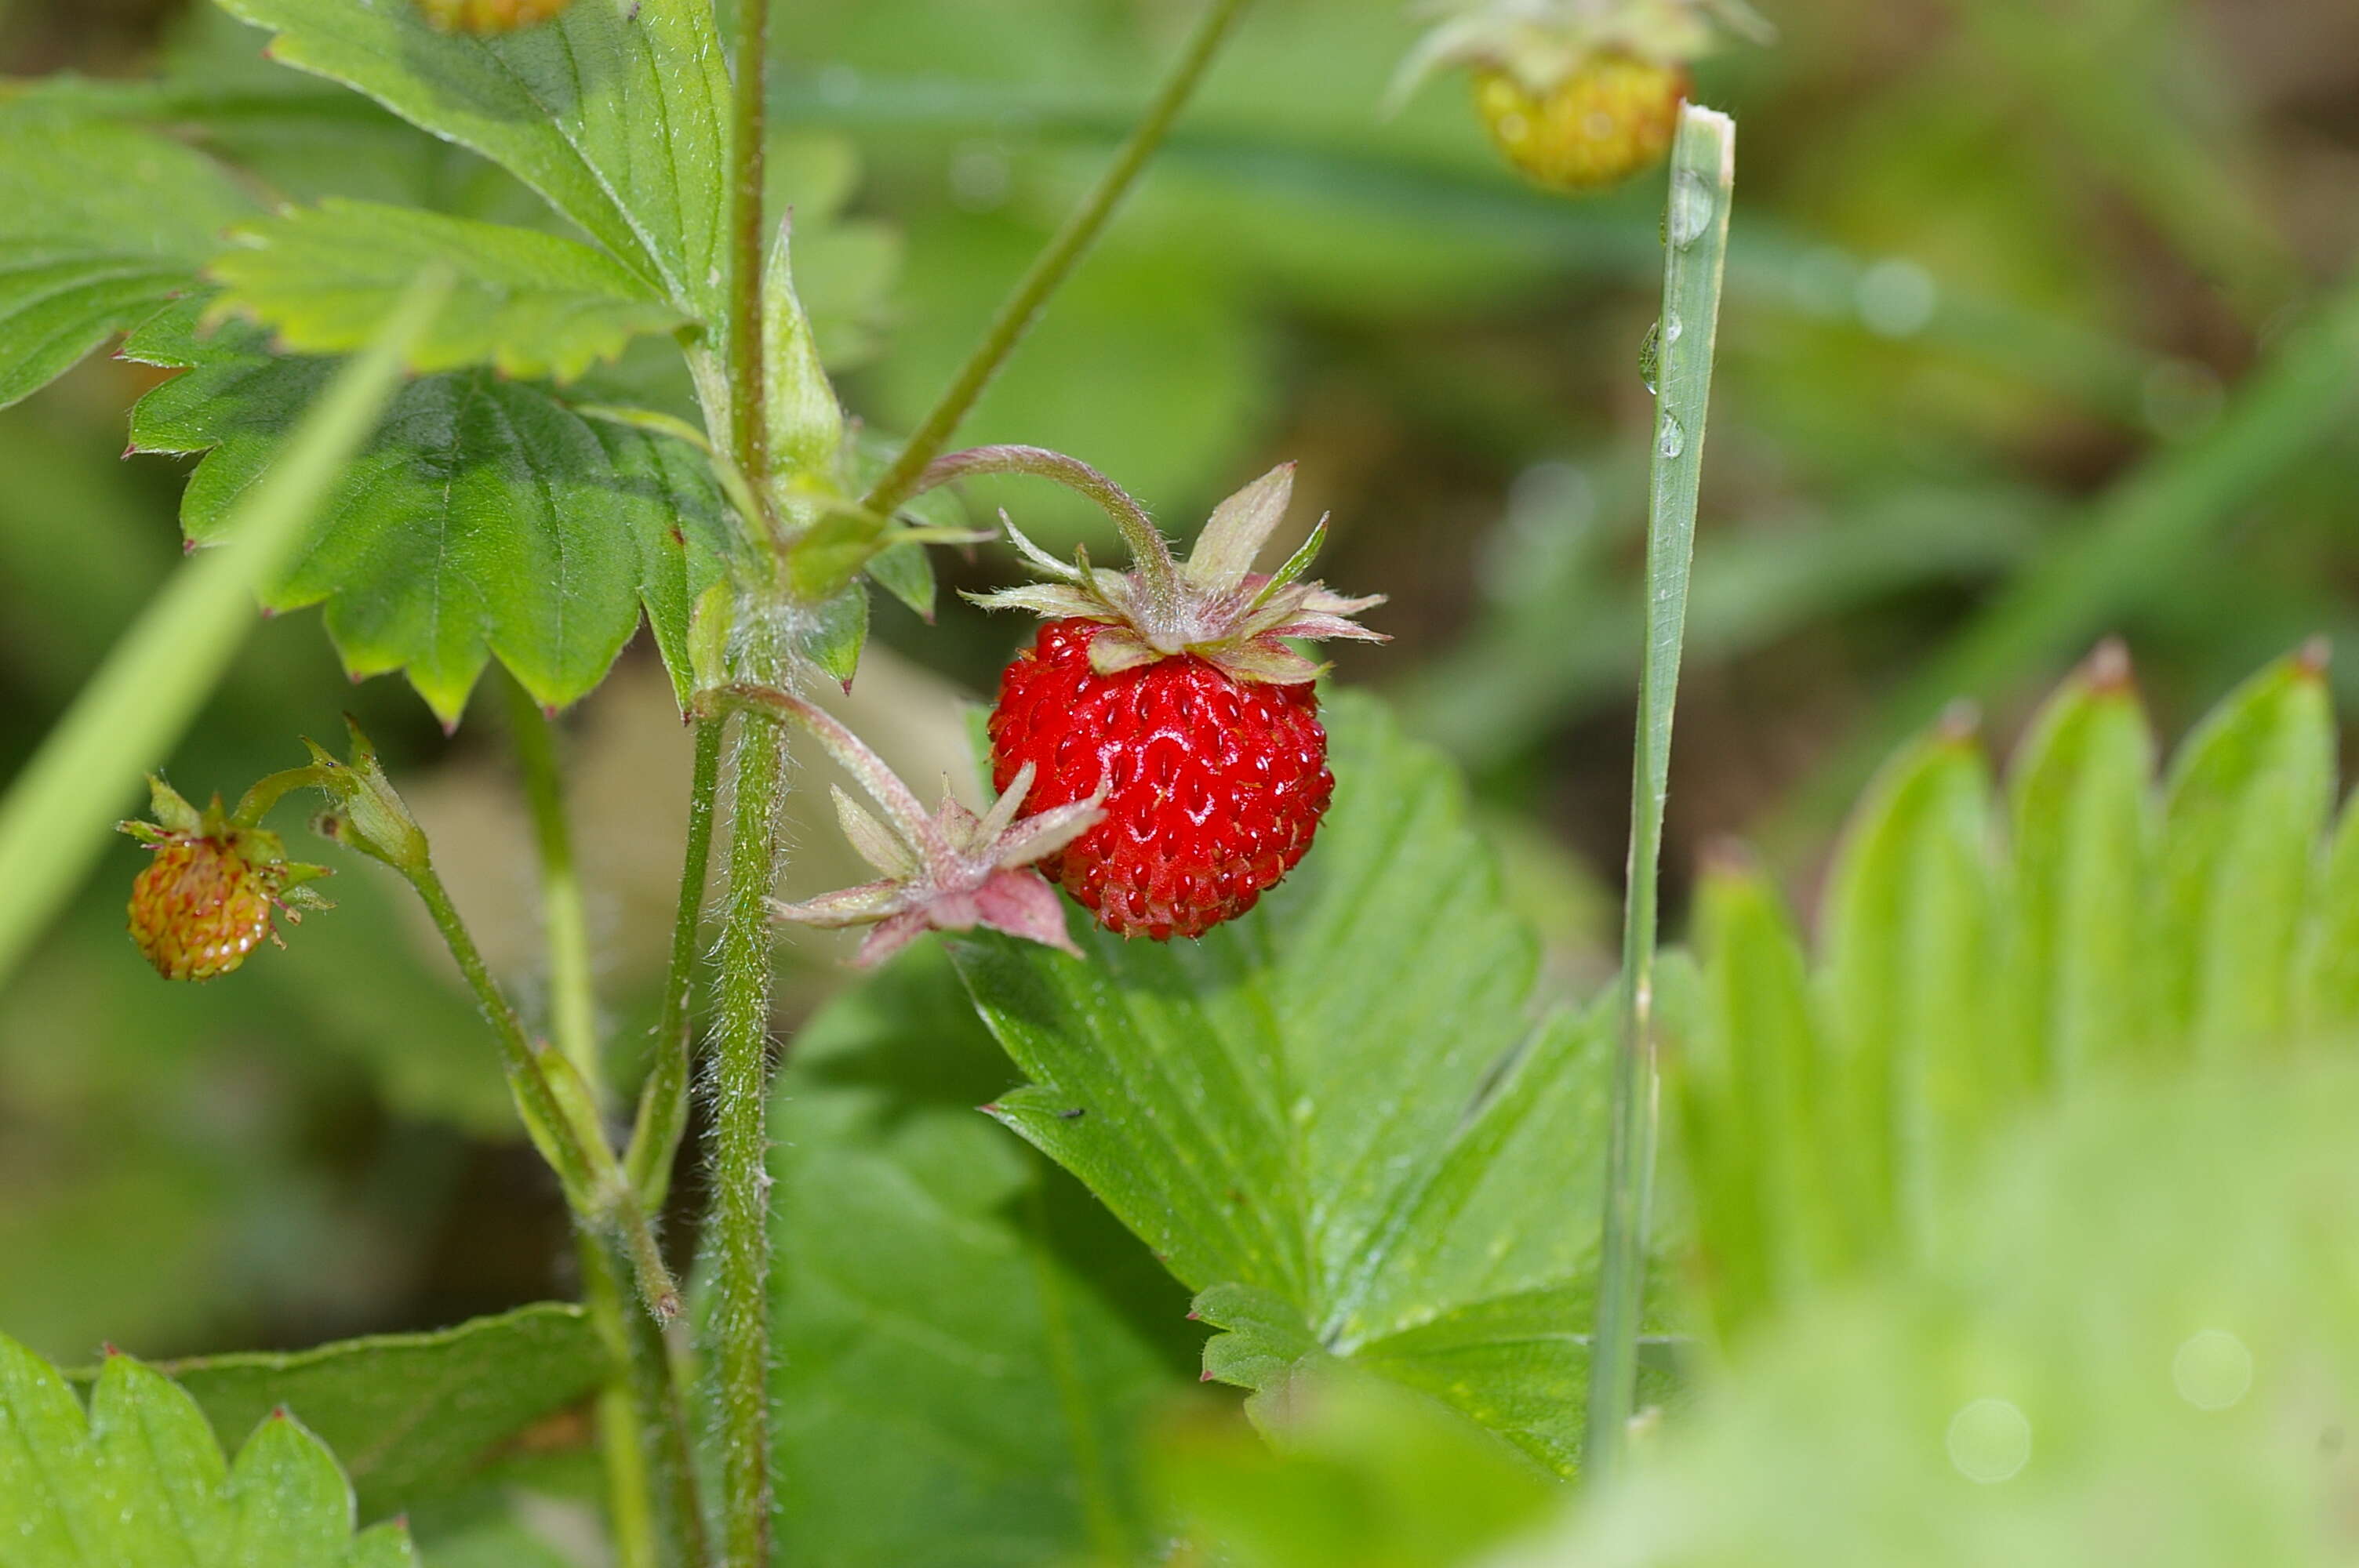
[1389,0,1770,100]
[706,685,1103,966]
[935,445,1385,686]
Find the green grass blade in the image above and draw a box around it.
[1584,102,1734,1483]
[0,268,449,990]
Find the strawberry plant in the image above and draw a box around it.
[2,0,2355,1565]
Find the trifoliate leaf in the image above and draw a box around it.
[209,198,685,382]
[215,0,731,328]
[0,1332,413,1567]
[124,298,736,722]
[951,692,1644,1475]
[0,99,260,408]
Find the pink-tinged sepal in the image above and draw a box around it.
[947,448,1387,685]
[974,868,1082,956]
[698,684,1102,967]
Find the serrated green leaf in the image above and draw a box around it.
[0,101,260,408]
[2299,793,2359,1037]
[768,945,1190,1566]
[2150,651,2335,1059]
[93,1304,605,1521]
[209,198,685,382]
[1507,1058,2359,1568]
[1816,725,2000,1261]
[2003,658,2157,1083]
[215,0,730,327]
[951,692,1622,1475]
[123,299,735,720]
[0,1333,413,1567]
[1675,861,1852,1345]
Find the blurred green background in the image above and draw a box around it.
[0,0,2353,1383]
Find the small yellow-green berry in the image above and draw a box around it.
[1473,54,1688,192]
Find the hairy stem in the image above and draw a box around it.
[627,717,725,1210]
[711,1,783,1562]
[1585,104,1735,1484]
[858,0,1258,522]
[709,694,788,1568]
[726,0,770,514]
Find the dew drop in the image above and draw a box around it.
[1663,310,1683,345]
[1656,413,1686,459]
[1667,170,1713,249]
[1637,320,1661,394]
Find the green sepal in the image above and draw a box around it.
[689,579,736,692]
[865,539,938,621]
[794,584,870,691]
[302,720,430,874]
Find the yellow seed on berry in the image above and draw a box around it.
[416,0,574,34]
[128,837,281,982]
[1473,55,1688,193]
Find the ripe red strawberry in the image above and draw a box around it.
[121,779,329,982]
[969,452,1383,940]
[417,0,572,32]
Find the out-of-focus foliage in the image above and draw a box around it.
[1670,644,2353,1348]
[1507,1053,2359,1567]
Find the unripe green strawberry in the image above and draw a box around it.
[121,780,329,982]
[1473,54,1688,192]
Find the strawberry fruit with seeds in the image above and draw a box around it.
[960,449,1386,940]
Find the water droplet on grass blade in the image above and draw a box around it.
[1638,320,1661,394]
[1656,413,1685,458]
[1668,170,1712,249]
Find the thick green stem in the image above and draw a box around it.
[857,0,1258,522]
[711,1,783,1563]
[709,695,788,1568]
[726,0,770,508]
[1584,105,1735,1485]
[627,717,725,1210]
